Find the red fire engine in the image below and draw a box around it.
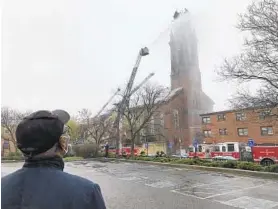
[188,142,241,160]
[108,146,140,156]
[188,142,278,166]
[252,146,278,166]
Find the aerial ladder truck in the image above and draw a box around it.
[94,88,121,118]
[109,72,155,115]
[113,47,150,156]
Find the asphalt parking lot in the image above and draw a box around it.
[2,160,278,209]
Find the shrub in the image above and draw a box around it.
[264,164,278,173]
[221,160,237,169]
[153,157,170,163]
[155,151,166,158]
[121,151,127,157]
[173,159,197,165]
[236,161,263,171]
[2,151,23,161]
[108,152,116,158]
[72,144,98,158]
[63,157,84,162]
[127,154,277,173]
[210,161,220,167]
[135,156,153,161]
[140,151,146,156]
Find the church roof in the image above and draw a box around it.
[163,87,183,102]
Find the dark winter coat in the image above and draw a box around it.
[1,157,106,209]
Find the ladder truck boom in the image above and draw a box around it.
[95,88,121,118]
[113,47,149,128]
[113,47,149,155]
[108,73,155,115]
[123,47,149,99]
[129,72,155,96]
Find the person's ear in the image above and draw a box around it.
[58,135,69,155]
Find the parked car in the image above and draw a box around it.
[212,156,236,161]
[171,154,189,158]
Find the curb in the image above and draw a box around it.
[88,158,278,180]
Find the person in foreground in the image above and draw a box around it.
[1,110,106,209]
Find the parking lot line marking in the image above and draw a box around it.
[170,189,206,200]
[190,177,242,188]
[192,191,215,195]
[204,182,273,199]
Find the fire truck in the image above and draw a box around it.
[108,146,140,156]
[188,142,278,166]
[188,142,242,160]
[252,146,278,166]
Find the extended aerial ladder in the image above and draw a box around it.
[129,72,154,96]
[94,88,121,118]
[109,72,155,114]
[113,47,150,155]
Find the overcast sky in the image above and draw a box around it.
[2,0,252,115]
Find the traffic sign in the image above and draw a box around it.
[248,138,255,147]
[168,142,173,149]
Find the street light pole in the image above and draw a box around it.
[179,138,182,159]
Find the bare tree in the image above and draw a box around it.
[122,84,167,157]
[77,108,92,140]
[77,108,114,155]
[1,107,29,147]
[217,0,278,119]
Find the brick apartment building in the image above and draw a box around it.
[200,108,278,145]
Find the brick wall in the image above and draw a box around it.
[201,108,278,145]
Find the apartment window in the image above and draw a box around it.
[217,114,226,121]
[238,128,248,136]
[173,110,179,129]
[203,130,211,138]
[261,126,273,136]
[236,112,246,121]
[202,116,211,124]
[219,128,227,135]
[259,110,271,120]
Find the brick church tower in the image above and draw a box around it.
[167,9,214,148]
